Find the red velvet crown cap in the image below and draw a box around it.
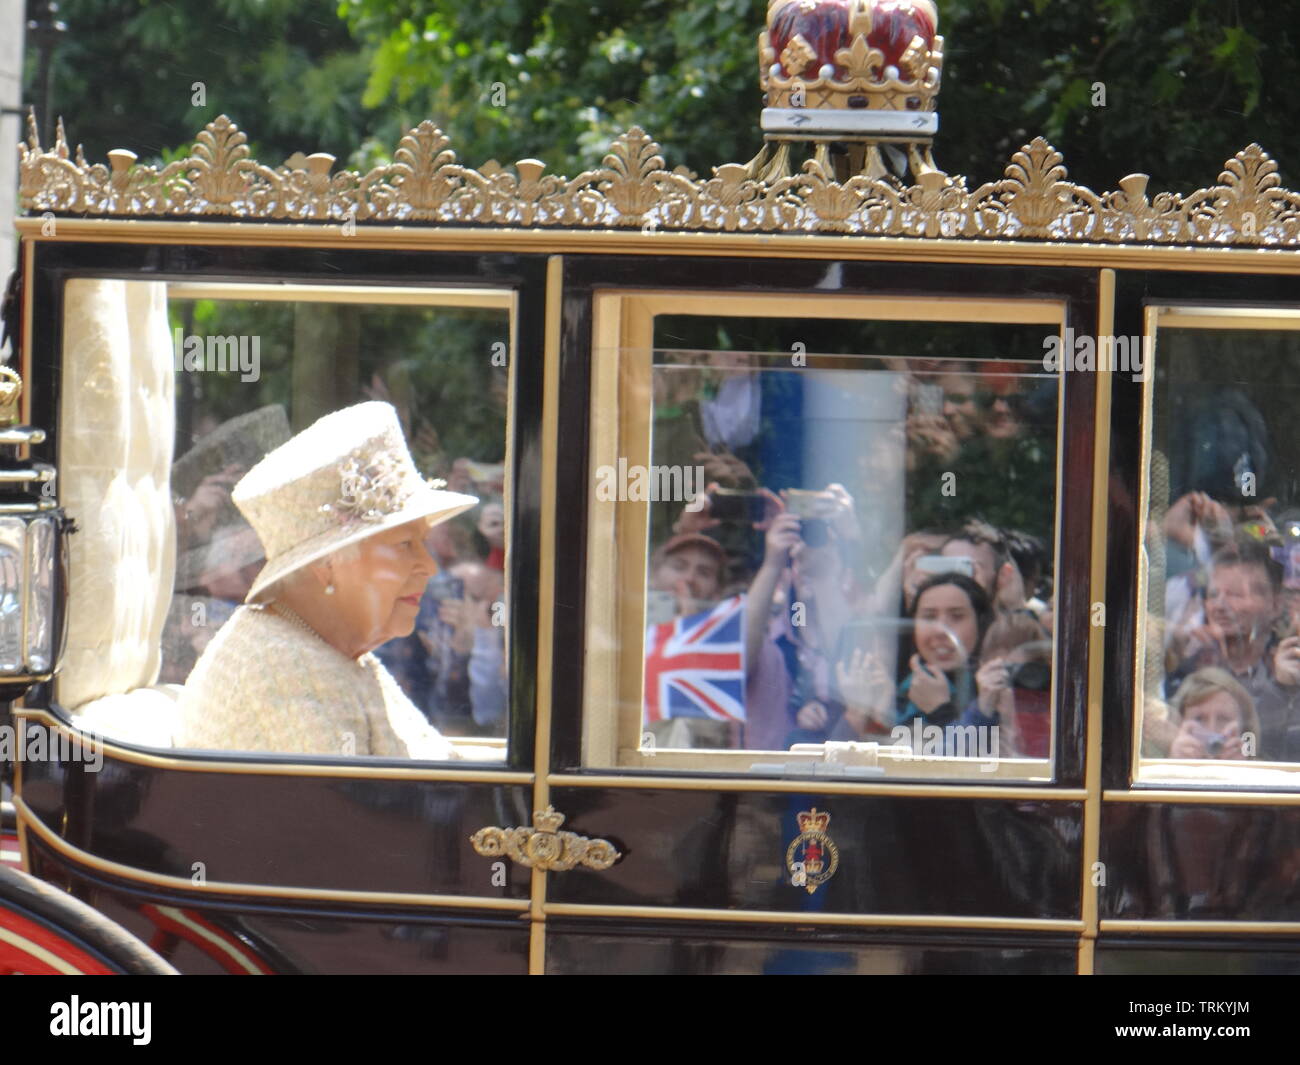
[767,0,937,81]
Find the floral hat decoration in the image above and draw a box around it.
[232,401,479,604]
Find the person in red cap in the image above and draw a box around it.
[648,533,729,617]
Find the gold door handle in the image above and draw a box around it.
[470,806,621,872]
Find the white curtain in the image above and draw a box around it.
[57,279,176,711]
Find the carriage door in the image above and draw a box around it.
[13,237,548,974]
[1098,284,1300,973]
[529,255,1106,974]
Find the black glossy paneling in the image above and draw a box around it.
[26,839,528,975]
[548,787,1082,918]
[547,920,1077,974]
[551,256,1099,787]
[22,750,532,898]
[26,241,546,769]
[1101,802,1300,920]
[1097,936,1300,975]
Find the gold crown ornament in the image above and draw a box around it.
[753,0,944,181]
[795,808,832,834]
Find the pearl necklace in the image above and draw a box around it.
[262,602,366,667]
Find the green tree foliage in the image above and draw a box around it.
[170,299,509,477]
[27,0,373,164]
[341,0,764,175]
[27,1,1300,189]
[341,0,1298,190]
[938,0,1296,191]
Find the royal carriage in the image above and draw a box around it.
[3,0,1300,975]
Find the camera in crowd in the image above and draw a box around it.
[1005,659,1051,692]
[914,555,974,580]
[706,486,830,546]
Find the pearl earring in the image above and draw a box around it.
[324,583,336,596]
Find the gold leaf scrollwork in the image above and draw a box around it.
[0,367,23,426]
[1105,173,1154,240]
[189,115,258,215]
[968,136,1105,240]
[994,137,1070,238]
[899,169,968,237]
[481,158,569,226]
[376,121,466,220]
[470,806,622,872]
[699,163,769,231]
[17,111,1300,247]
[791,159,871,233]
[1188,143,1283,245]
[597,127,677,225]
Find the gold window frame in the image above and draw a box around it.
[64,278,519,762]
[1133,305,1300,787]
[583,289,1069,779]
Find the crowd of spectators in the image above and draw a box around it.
[1144,504,1300,763]
[373,474,509,738]
[646,480,1056,755]
[641,356,1300,766]
[643,359,1060,759]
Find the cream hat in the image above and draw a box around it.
[233,402,479,604]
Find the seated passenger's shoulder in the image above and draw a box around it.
[175,605,371,756]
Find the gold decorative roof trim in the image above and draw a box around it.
[17,111,1300,246]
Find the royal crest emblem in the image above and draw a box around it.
[785,808,840,895]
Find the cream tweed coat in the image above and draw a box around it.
[176,605,458,759]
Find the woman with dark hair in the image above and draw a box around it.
[894,572,993,729]
[824,571,994,742]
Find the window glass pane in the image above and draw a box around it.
[586,312,1061,779]
[1140,322,1300,780]
[63,281,511,762]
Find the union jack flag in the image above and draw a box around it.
[644,594,746,723]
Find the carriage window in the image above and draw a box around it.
[1137,309,1300,785]
[584,298,1064,779]
[57,280,512,762]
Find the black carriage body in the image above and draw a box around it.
[8,153,1300,974]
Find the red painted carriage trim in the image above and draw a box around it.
[0,905,115,975]
[140,904,275,975]
[1,829,22,869]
